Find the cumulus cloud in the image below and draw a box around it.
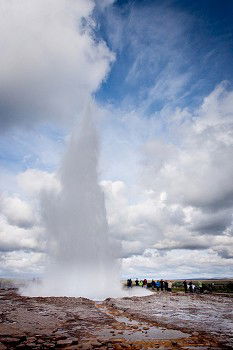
[142,82,233,210]
[0,0,114,130]
[99,83,233,278]
[0,189,46,256]
[142,84,233,257]
[122,248,233,279]
[0,168,60,257]
[0,250,45,277]
[0,195,35,229]
[102,179,182,257]
[17,169,60,196]
[0,217,43,253]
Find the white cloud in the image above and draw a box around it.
[99,83,233,279]
[0,250,45,276]
[17,169,61,196]
[122,248,233,279]
[0,0,114,130]
[0,169,59,256]
[95,0,115,11]
[142,82,233,211]
[0,215,43,253]
[0,195,35,228]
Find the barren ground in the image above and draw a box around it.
[0,287,232,349]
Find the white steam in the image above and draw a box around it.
[22,111,120,299]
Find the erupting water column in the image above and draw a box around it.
[27,111,120,299]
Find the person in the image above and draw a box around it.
[143,279,147,288]
[189,281,193,293]
[183,280,188,293]
[135,278,139,286]
[151,279,156,289]
[160,279,164,291]
[127,279,132,288]
[164,281,168,291]
[168,281,172,292]
[156,280,160,291]
[139,280,143,287]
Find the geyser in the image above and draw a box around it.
[23,112,120,299]
[21,111,152,300]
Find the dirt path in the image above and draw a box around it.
[0,288,232,349]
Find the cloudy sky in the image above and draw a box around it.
[0,0,233,279]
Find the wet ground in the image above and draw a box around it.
[0,287,232,349]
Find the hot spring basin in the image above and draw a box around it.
[95,313,189,341]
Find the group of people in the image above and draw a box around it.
[183,280,203,293]
[127,278,173,292]
[126,278,205,293]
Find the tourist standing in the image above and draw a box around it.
[160,279,164,291]
[151,279,156,289]
[143,279,147,288]
[168,281,172,292]
[127,279,132,288]
[156,280,160,291]
[183,280,188,293]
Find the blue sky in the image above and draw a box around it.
[0,0,233,279]
[96,0,233,111]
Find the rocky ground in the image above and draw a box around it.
[0,287,232,349]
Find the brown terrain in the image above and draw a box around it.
[0,286,232,349]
